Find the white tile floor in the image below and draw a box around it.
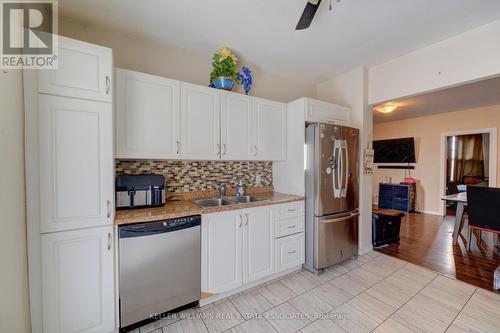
[135,252,500,333]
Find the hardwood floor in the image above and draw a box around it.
[375,211,500,292]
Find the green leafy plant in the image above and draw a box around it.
[210,47,238,83]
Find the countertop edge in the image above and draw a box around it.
[114,193,304,226]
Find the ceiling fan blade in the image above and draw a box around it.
[295,0,322,30]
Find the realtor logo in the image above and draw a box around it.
[1,0,58,68]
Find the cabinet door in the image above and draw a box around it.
[42,226,115,333]
[115,69,181,159]
[181,83,221,160]
[39,94,113,233]
[253,97,286,161]
[220,91,253,160]
[38,36,113,102]
[276,232,305,273]
[202,211,243,294]
[306,98,351,125]
[243,206,275,283]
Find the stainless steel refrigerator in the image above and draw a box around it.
[304,123,359,273]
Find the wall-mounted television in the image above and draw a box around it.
[373,137,416,163]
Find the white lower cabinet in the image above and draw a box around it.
[202,201,304,297]
[202,205,274,294]
[202,210,243,294]
[243,206,275,283]
[41,226,115,333]
[276,232,305,272]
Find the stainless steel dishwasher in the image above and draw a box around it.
[118,215,201,328]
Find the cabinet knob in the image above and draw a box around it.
[106,200,111,218]
[105,75,110,94]
[107,233,112,250]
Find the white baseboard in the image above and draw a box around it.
[417,210,443,216]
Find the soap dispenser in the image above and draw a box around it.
[236,180,245,197]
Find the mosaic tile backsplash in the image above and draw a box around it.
[115,160,273,193]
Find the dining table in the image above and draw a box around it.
[441,192,467,245]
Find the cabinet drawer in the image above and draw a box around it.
[276,233,305,272]
[275,215,304,238]
[275,201,304,220]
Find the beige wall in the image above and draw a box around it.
[59,17,316,103]
[0,71,31,332]
[373,105,500,214]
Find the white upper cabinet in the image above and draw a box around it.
[42,226,115,333]
[253,97,287,161]
[114,69,287,161]
[220,91,254,160]
[38,36,113,102]
[202,210,243,294]
[304,98,350,125]
[115,69,181,159]
[243,206,275,283]
[38,94,114,233]
[181,82,221,160]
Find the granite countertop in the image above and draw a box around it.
[114,191,304,225]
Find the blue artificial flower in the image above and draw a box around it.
[236,66,253,95]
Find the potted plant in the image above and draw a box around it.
[210,47,238,91]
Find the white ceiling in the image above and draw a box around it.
[373,76,500,123]
[58,0,500,84]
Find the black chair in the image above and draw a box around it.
[447,181,460,195]
[466,186,500,251]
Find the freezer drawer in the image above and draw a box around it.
[316,212,359,269]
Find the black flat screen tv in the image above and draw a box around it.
[373,137,416,163]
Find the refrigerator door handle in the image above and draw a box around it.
[342,140,349,198]
[333,140,342,198]
[320,212,360,224]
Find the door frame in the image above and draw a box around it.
[438,127,497,216]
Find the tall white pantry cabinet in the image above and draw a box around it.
[25,36,116,333]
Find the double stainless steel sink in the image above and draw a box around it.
[194,195,270,208]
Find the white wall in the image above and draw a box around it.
[316,68,373,255]
[0,71,31,333]
[59,17,316,103]
[369,19,500,105]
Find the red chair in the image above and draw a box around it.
[466,186,500,251]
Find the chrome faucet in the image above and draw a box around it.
[218,184,226,198]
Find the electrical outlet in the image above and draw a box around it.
[255,175,262,186]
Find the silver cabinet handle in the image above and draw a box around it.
[288,250,297,254]
[222,143,227,156]
[107,233,112,250]
[245,213,249,226]
[288,224,297,229]
[254,145,258,157]
[105,75,110,94]
[239,214,243,228]
[217,143,221,157]
[176,141,180,154]
[106,200,111,218]
[287,209,297,212]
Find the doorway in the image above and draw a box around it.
[439,128,497,216]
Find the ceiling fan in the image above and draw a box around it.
[295,0,340,30]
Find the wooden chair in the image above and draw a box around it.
[466,186,500,251]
